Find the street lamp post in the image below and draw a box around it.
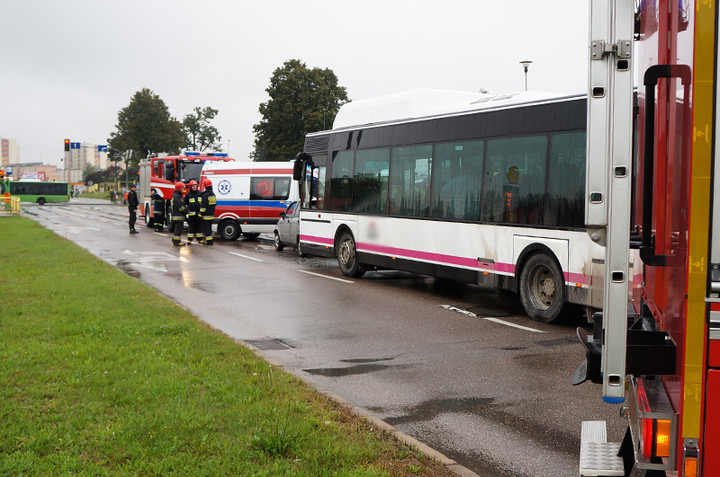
[519,60,533,91]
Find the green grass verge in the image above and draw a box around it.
[0,217,450,476]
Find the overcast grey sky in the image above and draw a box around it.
[1,0,589,169]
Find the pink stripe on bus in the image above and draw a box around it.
[565,271,590,287]
[299,235,591,288]
[301,234,334,246]
[358,242,479,268]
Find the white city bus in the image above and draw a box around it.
[293,90,604,323]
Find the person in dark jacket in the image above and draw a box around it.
[184,180,201,244]
[198,178,217,245]
[151,188,166,232]
[171,182,187,246]
[128,184,139,234]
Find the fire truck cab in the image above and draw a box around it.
[138,152,233,227]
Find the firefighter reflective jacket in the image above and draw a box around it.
[200,187,216,220]
[152,192,165,216]
[184,189,201,217]
[171,190,186,221]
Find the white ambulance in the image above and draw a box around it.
[200,161,298,240]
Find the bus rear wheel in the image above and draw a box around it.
[519,253,565,323]
[336,231,365,278]
[37,197,46,205]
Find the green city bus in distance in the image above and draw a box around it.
[0,180,70,205]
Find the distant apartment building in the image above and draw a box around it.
[1,138,20,166]
[64,141,109,184]
[11,163,60,182]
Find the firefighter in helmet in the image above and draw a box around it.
[170,182,187,246]
[198,178,217,245]
[150,188,166,232]
[184,180,202,244]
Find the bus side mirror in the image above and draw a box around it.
[293,158,304,180]
[293,153,312,180]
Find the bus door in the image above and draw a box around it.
[297,153,331,253]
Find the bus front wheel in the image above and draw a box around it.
[336,231,365,278]
[37,197,46,205]
[519,253,565,323]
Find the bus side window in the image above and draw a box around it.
[484,135,547,224]
[389,145,432,217]
[313,166,326,209]
[329,151,354,211]
[547,132,586,227]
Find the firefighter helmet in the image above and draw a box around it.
[174,182,184,190]
[203,178,212,188]
[188,180,198,187]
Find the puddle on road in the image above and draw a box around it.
[380,397,495,425]
[163,271,212,292]
[304,363,391,377]
[340,357,396,364]
[115,260,141,278]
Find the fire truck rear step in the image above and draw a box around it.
[579,420,624,476]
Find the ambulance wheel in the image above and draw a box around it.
[219,220,241,241]
[336,230,365,278]
[274,231,284,251]
[519,253,565,323]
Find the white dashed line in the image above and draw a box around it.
[298,269,354,284]
[228,251,264,262]
[440,304,545,333]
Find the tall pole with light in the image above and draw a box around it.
[519,60,533,91]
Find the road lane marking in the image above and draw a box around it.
[228,251,264,262]
[298,269,354,284]
[66,226,100,234]
[483,317,545,333]
[120,250,188,271]
[440,304,545,333]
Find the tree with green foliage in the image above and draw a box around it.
[107,88,184,167]
[182,107,222,152]
[252,59,349,162]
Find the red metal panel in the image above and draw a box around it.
[709,341,720,368]
[704,370,720,475]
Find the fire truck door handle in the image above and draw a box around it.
[640,64,691,267]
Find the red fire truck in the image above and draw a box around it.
[576,0,718,475]
[137,152,233,227]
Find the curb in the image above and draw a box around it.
[242,340,480,477]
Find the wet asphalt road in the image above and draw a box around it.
[23,199,625,477]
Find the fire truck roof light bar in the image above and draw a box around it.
[182,152,228,157]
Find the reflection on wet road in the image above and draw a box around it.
[24,199,625,477]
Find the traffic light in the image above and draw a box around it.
[64,139,70,151]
